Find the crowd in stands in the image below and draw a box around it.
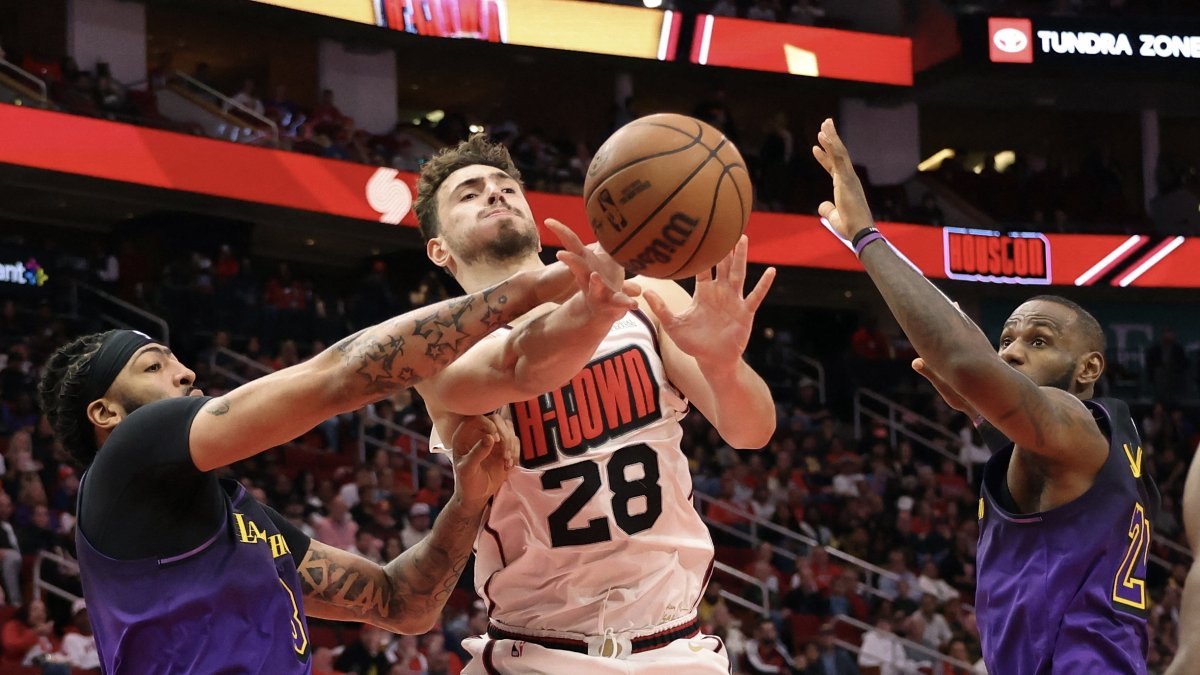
[9,34,1200,236]
[1,225,1198,673]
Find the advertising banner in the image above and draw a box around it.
[3,104,1196,288]
[690,15,913,85]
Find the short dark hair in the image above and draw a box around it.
[1027,295,1106,355]
[36,331,114,467]
[413,133,522,243]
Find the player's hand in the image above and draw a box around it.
[446,412,517,508]
[812,118,875,242]
[912,357,979,420]
[545,218,641,320]
[644,235,775,371]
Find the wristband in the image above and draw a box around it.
[852,227,885,257]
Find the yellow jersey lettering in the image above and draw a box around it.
[232,513,269,544]
[978,498,985,520]
[269,534,291,559]
[1123,443,1143,478]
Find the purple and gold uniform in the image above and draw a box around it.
[977,397,1159,674]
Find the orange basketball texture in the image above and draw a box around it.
[583,114,752,279]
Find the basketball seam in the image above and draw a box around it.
[609,137,730,257]
[663,162,735,278]
[585,120,709,198]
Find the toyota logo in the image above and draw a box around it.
[993,27,1029,53]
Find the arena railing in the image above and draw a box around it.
[162,70,278,146]
[0,56,49,106]
[798,355,827,404]
[210,345,274,384]
[712,560,772,616]
[854,388,971,482]
[830,614,980,675]
[691,491,934,610]
[358,406,449,491]
[32,549,83,606]
[71,281,170,344]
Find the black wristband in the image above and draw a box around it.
[851,227,879,248]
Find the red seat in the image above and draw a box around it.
[789,613,823,644]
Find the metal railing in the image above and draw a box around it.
[210,345,274,384]
[1156,533,1194,560]
[359,406,447,491]
[33,550,83,605]
[798,355,827,404]
[167,70,278,145]
[71,281,169,344]
[854,387,971,482]
[0,56,49,104]
[712,560,772,616]
[831,613,981,674]
[695,492,907,606]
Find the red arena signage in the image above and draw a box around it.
[3,104,1200,288]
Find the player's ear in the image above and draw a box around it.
[87,397,125,431]
[1077,350,1104,387]
[427,237,454,272]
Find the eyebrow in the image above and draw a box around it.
[448,171,516,198]
[133,345,174,365]
[1002,318,1062,333]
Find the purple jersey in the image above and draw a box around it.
[76,478,313,674]
[976,397,1158,674]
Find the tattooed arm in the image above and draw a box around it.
[188,265,572,472]
[300,414,512,633]
[813,118,1105,469]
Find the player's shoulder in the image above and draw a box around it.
[108,396,211,449]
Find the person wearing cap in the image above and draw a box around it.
[35,230,634,674]
[401,502,433,550]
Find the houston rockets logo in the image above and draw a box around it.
[511,346,661,469]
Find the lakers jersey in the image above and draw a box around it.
[435,309,714,637]
[976,397,1158,674]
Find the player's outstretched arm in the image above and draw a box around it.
[299,414,513,633]
[1166,445,1200,675]
[640,235,777,449]
[187,264,575,472]
[418,219,641,417]
[813,118,1105,470]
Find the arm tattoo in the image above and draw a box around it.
[298,501,484,630]
[206,399,230,416]
[332,278,524,398]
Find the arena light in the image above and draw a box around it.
[643,0,662,8]
[1116,236,1186,287]
[468,124,485,133]
[994,151,1016,173]
[425,110,445,123]
[1073,235,1144,286]
[918,148,955,172]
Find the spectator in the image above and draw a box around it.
[400,502,432,550]
[911,593,953,651]
[743,619,798,674]
[335,626,394,674]
[0,490,21,605]
[2,599,59,667]
[58,599,100,671]
[229,78,265,116]
[310,496,358,552]
[809,623,858,675]
[859,615,912,675]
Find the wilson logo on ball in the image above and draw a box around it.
[624,213,700,274]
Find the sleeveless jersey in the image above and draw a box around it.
[976,397,1158,675]
[436,310,714,636]
[76,478,312,674]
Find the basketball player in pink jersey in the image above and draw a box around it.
[411,134,776,673]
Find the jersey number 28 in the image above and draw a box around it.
[540,444,663,547]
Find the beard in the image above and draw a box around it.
[1045,358,1078,392]
[456,216,540,265]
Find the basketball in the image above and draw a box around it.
[583,113,752,279]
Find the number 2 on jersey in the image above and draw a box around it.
[1112,502,1151,613]
[540,444,663,547]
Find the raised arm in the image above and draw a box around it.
[188,264,573,472]
[418,219,641,416]
[299,413,512,633]
[640,236,777,449]
[813,119,1105,470]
